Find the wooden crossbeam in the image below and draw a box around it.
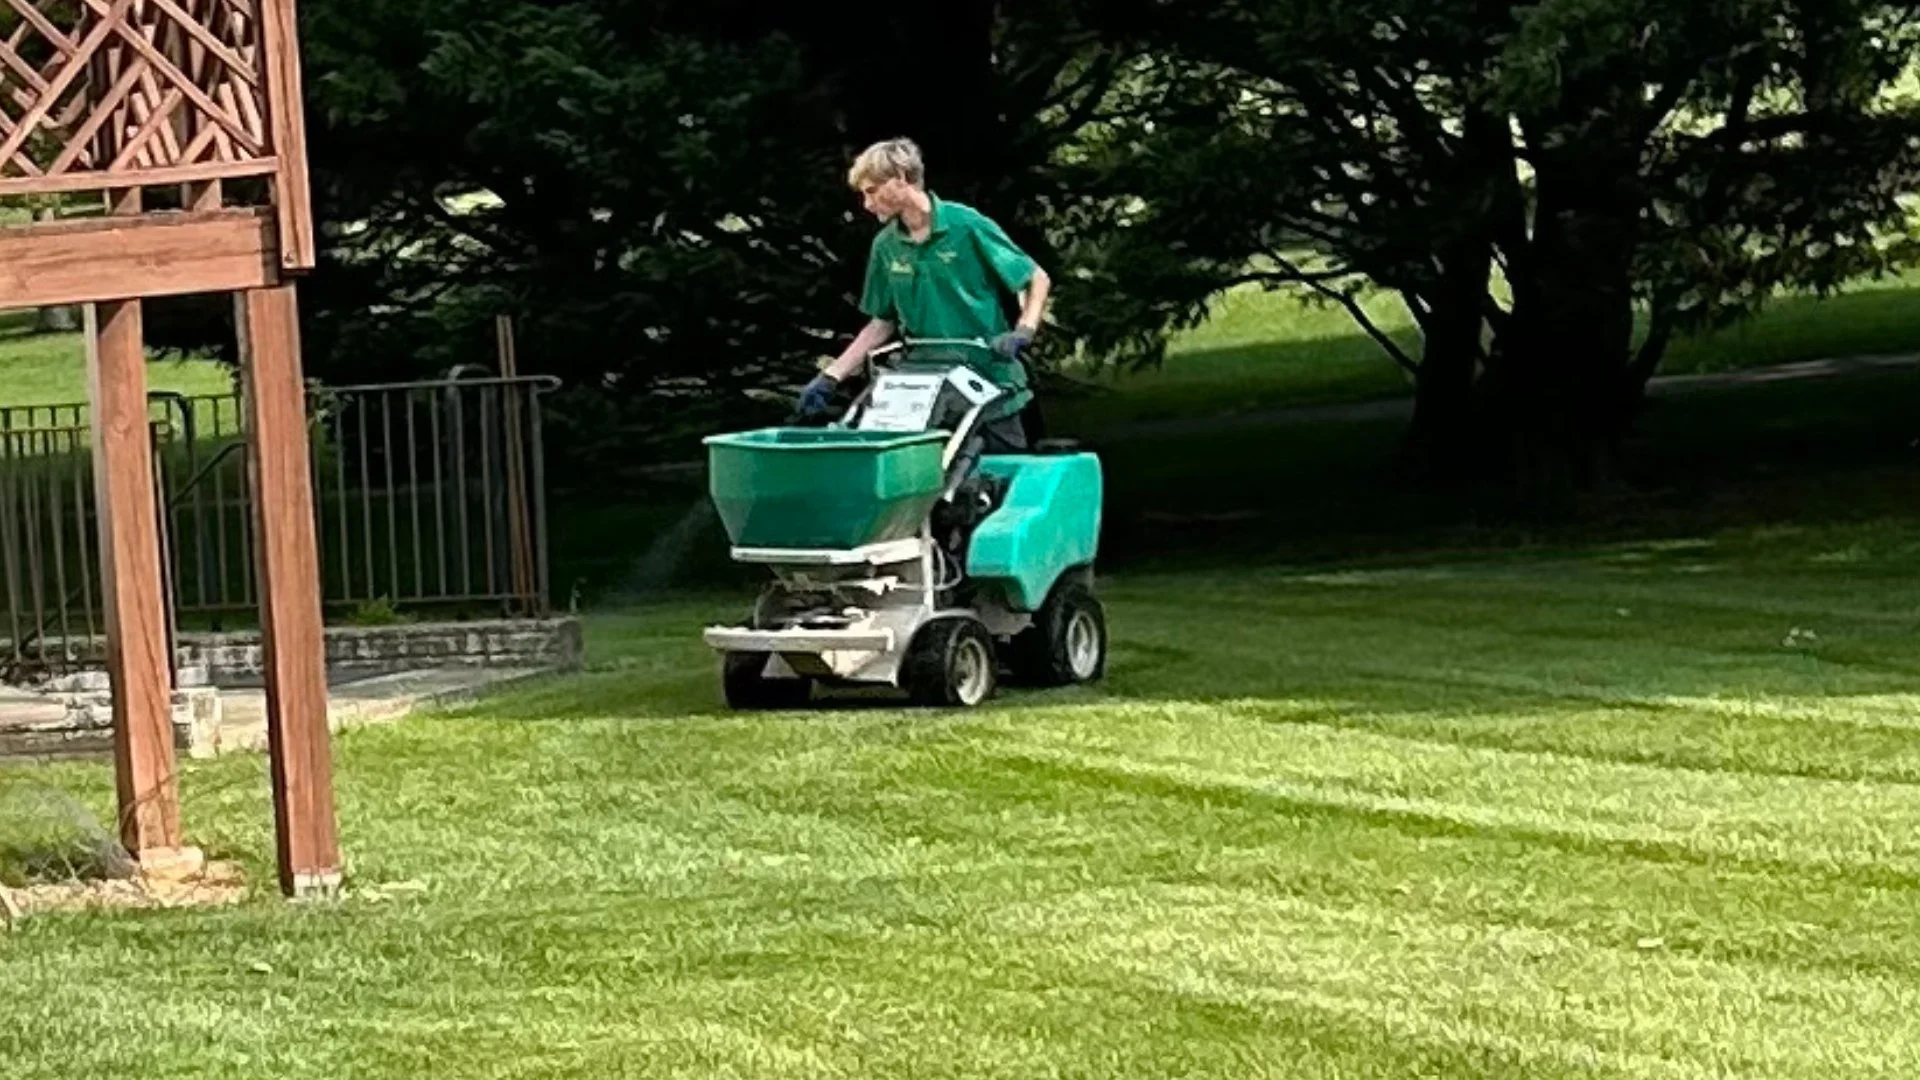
[0,32,53,93]
[225,70,258,144]
[181,113,219,161]
[0,207,279,307]
[0,155,269,193]
[0,118,47,177]
[108,84,182,169]
[134,65,185,159]
[0,21,66,173]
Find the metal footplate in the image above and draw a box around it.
[702,626,896,654]
[729,538,924,567]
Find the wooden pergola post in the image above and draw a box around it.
[239,284,340,895]
[0,0,338,896]
[86,295,182,859]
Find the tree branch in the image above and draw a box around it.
[1229,265,1353,289]
[1039,49,1121,114]
[1629,302,1676,386]
[1356,63,1453,163]
[1051,51,1129,136]
[1274,254,1418,374]
[1639,77,1694,141]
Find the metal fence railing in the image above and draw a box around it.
[0,373,559,682]
[0,421,108,677]
[310,376,554,616]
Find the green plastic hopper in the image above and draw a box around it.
[704,427,948,550]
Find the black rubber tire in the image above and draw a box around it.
[722,652,812,709]
[1009,581,1108,687]
[904,618,998,708]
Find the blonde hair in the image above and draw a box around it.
[848,138,925,190]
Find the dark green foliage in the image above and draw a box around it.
[288,0,867,473]
[264,1,1120,479]
[1043,0,1920,493]
[142,1,1920,494]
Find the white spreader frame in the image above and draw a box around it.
[703,342,1027,691]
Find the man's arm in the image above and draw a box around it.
[1016,265,1051,335]
[968,209,1050,348]
[823,318,895,381]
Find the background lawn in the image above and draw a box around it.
[1050,270,1920,431]
[0,311,231,408]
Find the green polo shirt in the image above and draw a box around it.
[859,195,1037,418]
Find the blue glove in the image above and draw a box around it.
[798,373,839,416]
[991,328,1034,360]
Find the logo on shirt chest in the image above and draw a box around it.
[888,244,957,280]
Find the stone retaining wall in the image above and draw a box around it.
[0,687,217,760]
[1,618,582,761]
[3,618,583,688]
[181,619,583,685]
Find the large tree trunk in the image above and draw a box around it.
[1394,105,1507,495]
[1483,146,1642,510]
[1405,328,1474,484]
[1398,289,1484,490]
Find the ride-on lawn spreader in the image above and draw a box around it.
[701,339,1107,709]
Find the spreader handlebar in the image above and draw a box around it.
[866,337,992,361]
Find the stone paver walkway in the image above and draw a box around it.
[0,666,547,761]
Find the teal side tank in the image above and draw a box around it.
[966,453,1103,610]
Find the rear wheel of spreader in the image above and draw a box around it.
[722,652,812,709]
[1010,581,1107,687]
[905,618,997,708]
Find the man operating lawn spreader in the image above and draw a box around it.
[694,136,1104,710]
[799,137,1052,456]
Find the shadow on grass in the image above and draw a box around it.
[489,357,1920,778]
[535,363,1920,635]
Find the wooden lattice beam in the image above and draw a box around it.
[0,0,273,186]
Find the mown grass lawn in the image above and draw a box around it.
[9,514,1920,1077]
[9,249,1920,1078]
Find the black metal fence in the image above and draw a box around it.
[0,374,558,681]
[0,416,108,676]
